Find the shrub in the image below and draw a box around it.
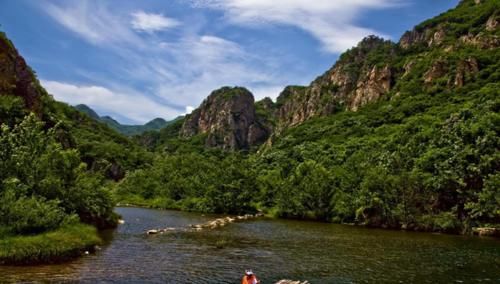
[0,190,72,235]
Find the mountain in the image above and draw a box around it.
[121,0,500,234]
[74,104,100,120]
[180,87,270,150]
[1,0,498,242]
[178,0,499,152]
[74,104,177,136]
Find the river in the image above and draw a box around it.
[1,207,499,283]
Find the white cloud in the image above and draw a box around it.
[42,80,180,123]
[43,1,143,46]
[39,1,304,122]
[140,34,278,107]
[131,11,180,32]
[184,106,195,114]
[192,0,399,52]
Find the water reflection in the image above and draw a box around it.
[1,207,499,283]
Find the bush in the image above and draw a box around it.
[0,190,71,235]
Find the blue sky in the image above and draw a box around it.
[0,0,458,124]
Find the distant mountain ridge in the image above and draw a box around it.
[177,0,499,150]
[74,104,180,136]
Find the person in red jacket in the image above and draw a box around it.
[242,270,260,284]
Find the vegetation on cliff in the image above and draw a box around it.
[0,2,498,267]
[118,0,499,234]
[0,31,148,263]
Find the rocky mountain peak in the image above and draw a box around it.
[273,36,396,129]
[180,87,269,150]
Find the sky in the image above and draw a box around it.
[0,0,458,124]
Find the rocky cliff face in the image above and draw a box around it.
[400,0,499,50]
[180,87,270,150]
[269,0,498,131]
[0,32,45,113]
[274,36,396,129]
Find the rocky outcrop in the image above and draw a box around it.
[275,36,396,128]
[486,14,498,31]
[423,60,448,84]
[185,1,495,143]
[400,0,498,50]
[429,26,447,47]
[0,32,44,113]
[146,213,264,235]
[180,87,270,150]
[399,29,428,49]
[472,227,500,237]
[275,86,327,128]
[454,57,479,87]
[400,25,448,49]
[403,60,416,77]
[422,57,480,87]
[350,65,392,111]
[459,33,499,49]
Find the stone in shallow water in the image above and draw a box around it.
[472,227,500,237]
[275,280,309,284]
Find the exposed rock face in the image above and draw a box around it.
[403,60,416,77]
[400,25,447,49]
[276,86,326,128]
[400,29,428,49]
[275,36,396,128]
[454,57,479,87]
[459,33,500,49]
[424,60,448,84]
[350,65,392,111]
[486,14,498,31]
[253,97,276,140]
[400,1,499,51]
[185,1,495,145]
[429,27,447,47]
[180,87,269,150]
[0,32,44,113]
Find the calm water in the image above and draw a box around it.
[1,207,499,283]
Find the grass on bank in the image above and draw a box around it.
[0,223,102,265]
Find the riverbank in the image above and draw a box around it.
[0,223,102,265]
[116,195,183,211]
[2,207,499,282]
[116,196,500,238]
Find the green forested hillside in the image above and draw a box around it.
[0,30,151,263]
[0,1,498,264]
[117,0,500,234]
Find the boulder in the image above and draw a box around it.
[275,280,309,284]
[472,227,500,237]
[147,230,159,235]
